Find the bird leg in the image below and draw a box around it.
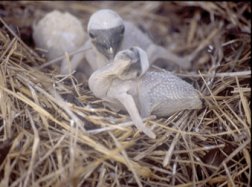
[113,92,156,139]
[60,42,90,75]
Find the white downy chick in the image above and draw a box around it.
[84,9,192,77]
[33,10,87,75]
[88,47,202,139]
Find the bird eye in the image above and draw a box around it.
[89,32,96,39]
[120,26,125,34]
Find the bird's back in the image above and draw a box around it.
[120,21,153,52]
[137,71,202,117]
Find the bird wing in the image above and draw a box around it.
[138,71,202,117]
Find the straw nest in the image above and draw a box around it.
[0,2,250,187]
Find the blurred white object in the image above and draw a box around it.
[88,47,202,139]
[33,10,87,74]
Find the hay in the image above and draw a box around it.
[0,1,250,187]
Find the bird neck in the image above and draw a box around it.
[88,63,119,99]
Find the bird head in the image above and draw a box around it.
[113,46,150,80]
[87,9,125,60]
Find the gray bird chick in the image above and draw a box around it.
[84,9,191,76]
[33,10,87,75]
[88,47,202,139]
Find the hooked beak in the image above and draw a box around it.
[90,30,123,60]
[107,46,115,58]
[137,47,150,76]
[95,41,119,60]
[89,25,125,60]
[128,47,150,77]
[114,47,150,78]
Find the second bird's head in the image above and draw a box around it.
[87,9,125,59]
[113,46,150,79]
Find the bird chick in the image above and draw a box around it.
[83,9,192,77]
[33,10,87,75]
[88,47,202,139]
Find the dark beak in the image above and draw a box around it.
[93,28,124,60]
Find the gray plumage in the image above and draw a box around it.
[32,10,87,75]
[137,71,202,117]
[83,9,191,78]
[105,68,202,118]
[88,47,202,139]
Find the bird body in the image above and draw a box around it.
[32,10,87,74]
[137,71,202,117]
[120,21,153,52]
[83,9,192,78]
[85,21,152,69]
[100,70,202,118]
[33,9,192,78]
[88,47,202,139]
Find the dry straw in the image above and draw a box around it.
[0,2,250,187]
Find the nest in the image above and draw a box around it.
[0,2,251,187]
